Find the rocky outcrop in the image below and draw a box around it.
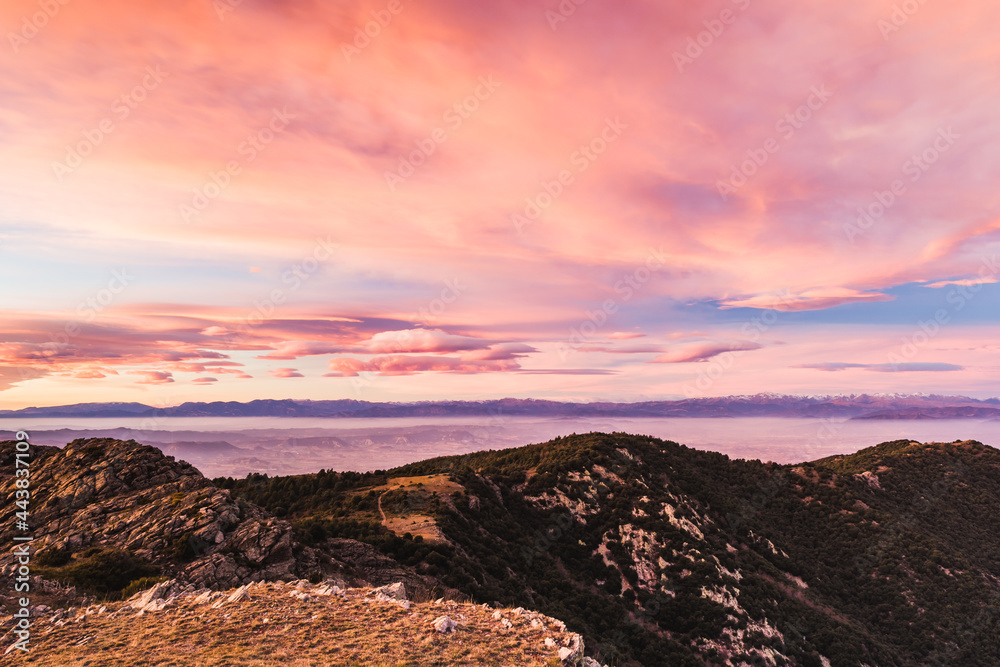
[323,536,442,593]
[0,438,338,588]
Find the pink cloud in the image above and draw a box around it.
[130,371,174,385]
[665,332,709,340]
[923,277,999,289]
[257,330,537,362]
[718,289,894,312]
[0,1,998,404]
[72,370,107,379]
[326,355,520,377]
[796,362,868,372]
[169,361,244,373]
[365,330,493,354]
[256,342,347,360]
[458,343,536,361]
[607,332,645,340]
[575,345,665,354]
[256,329,496,359]
[0,367,48,392]
[515,369,618,375]
[269,368,304,378]
[651,341,762,364]
[0,311,419,379]
[799,362,964,373]
[191,377,219,384]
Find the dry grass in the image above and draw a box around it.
[371,474,465,544]
[10,583,571,666]
[383,514,448,544]
[370,475,464,496]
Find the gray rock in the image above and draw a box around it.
[432,615,457,633]
[371,582,407,601]
[0,438,340,591]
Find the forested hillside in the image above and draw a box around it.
[219,433,1000,666]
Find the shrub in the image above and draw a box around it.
[35,547,71,568]
[35,549,160,598]
[172,531,197,562]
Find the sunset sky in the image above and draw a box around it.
[1,0,998,409]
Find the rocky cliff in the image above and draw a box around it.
[0,438,336,590]
[0,437,602,665]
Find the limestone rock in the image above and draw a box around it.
[226,584,252,604]
[0,438,339,590]
[371,582,407,601]
[432,615,457,633]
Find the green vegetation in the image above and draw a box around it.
[214,469,389,517]
[215,469,457,576]
[35,546,72,568]
[219,433,1000,666]
[35,548,161,599]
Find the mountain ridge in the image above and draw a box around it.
[6,433,1000,665]
[3,393,999,419]
[218,433,1000,665]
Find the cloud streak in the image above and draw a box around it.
[652,342,763,364]
[799,362,965,373]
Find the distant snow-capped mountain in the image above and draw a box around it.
[1,394,997,419]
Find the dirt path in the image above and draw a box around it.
[377,490,388,523]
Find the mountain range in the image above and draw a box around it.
[3,393,1000,420]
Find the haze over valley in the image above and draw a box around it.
[4,394,1000,477]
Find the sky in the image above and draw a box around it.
[0,0,999,409]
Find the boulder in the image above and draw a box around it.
[371,582,407,601]
[432,615,457,633]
